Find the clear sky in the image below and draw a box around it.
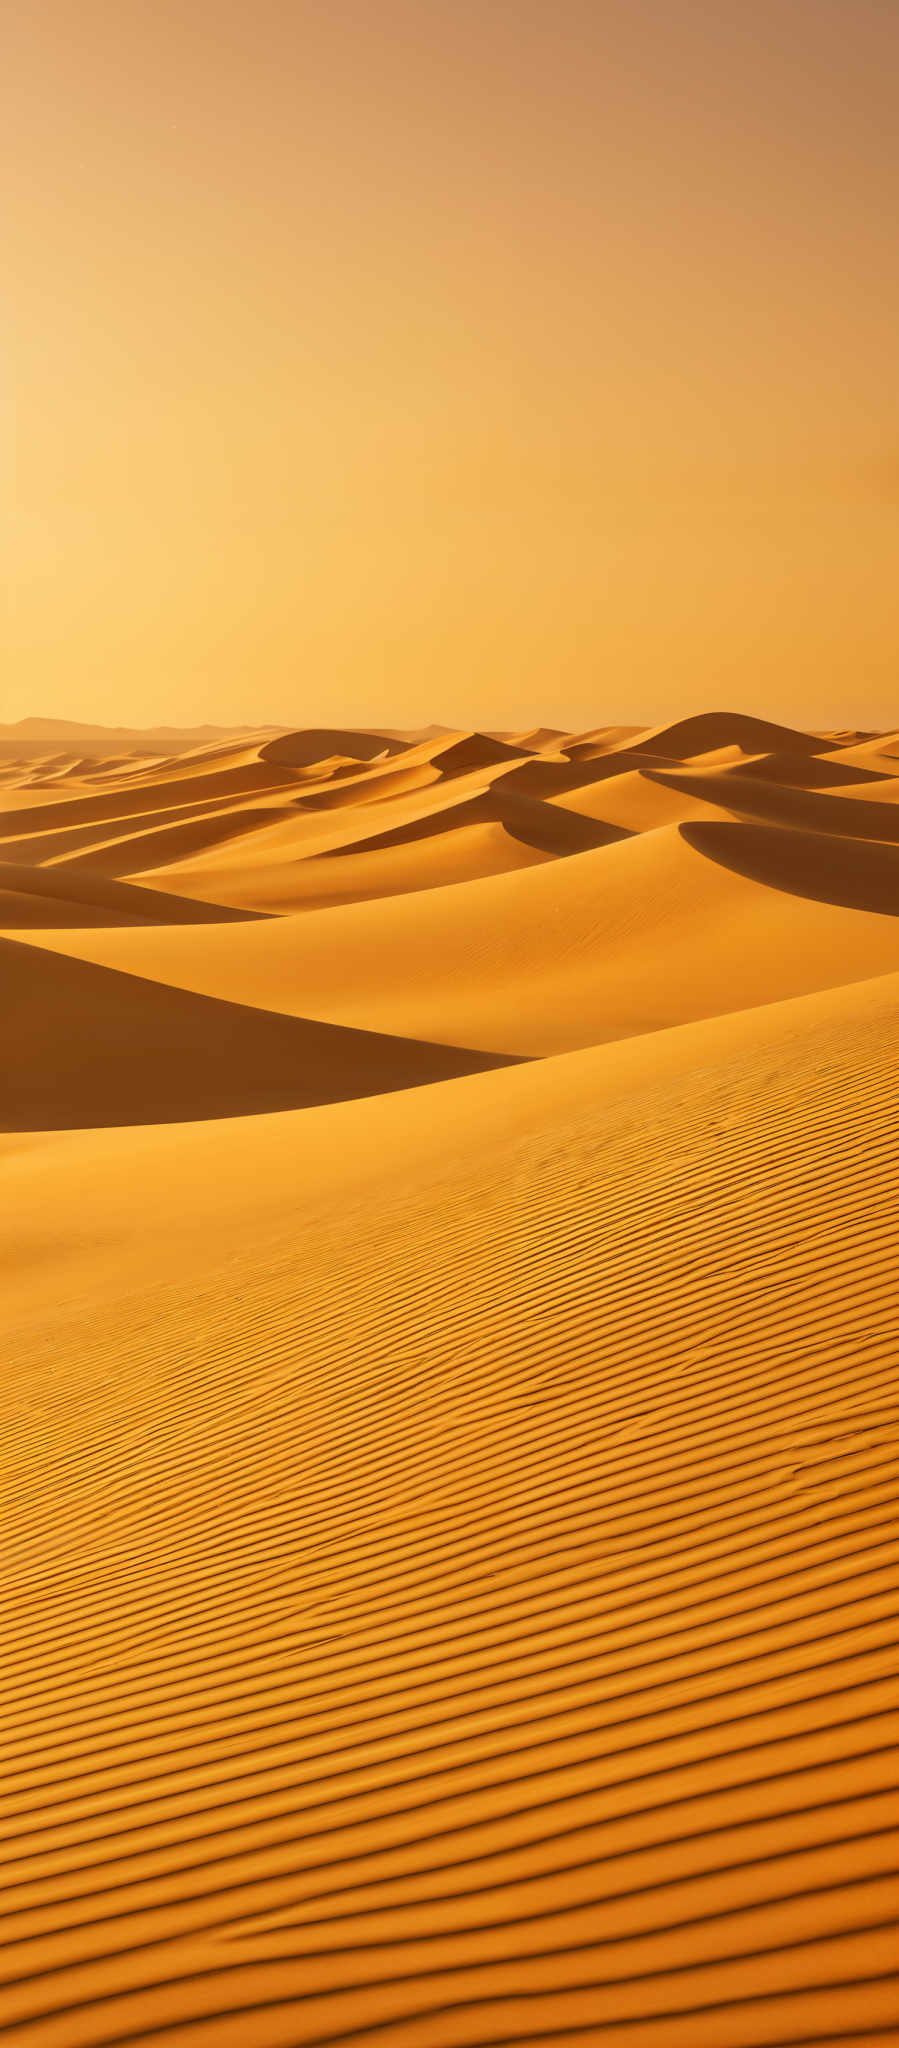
[6,0,898,731]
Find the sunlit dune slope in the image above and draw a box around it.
[547,766,727,832]
[2,969,898,2046]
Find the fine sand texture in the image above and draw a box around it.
[2,713,898,2046]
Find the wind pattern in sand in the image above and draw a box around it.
[2,711,899,2046]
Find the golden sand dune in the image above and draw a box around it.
[0,861,256,928]
[27,818,899,1058]
[547,766,726,833]
[648,768,899,845]
[135,791,621,917]
[151,820,554,918]
[259,730,406,769]
[1,713,897,2046]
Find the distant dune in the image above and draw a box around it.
[2,713,897,2047]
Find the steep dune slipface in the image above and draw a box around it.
[1,711,898,2047]
[0,860,256,926]
[0,935,517,1130]
[648,767,899,845]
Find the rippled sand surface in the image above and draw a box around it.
[2,711,898,2046]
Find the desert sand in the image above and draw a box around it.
[1,712,898,2046]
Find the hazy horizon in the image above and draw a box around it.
[0,701,893,744]
[7,0,898,731]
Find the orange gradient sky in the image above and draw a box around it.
[6,0,898,731]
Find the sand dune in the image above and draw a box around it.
[732,750,893,788]
[609,710,839,760]
[549,766,726,832]
[648,767,899,845]
[0,860,257,927]
[1,712,897,2046]
[259,729,405,768]
[27,816,899,1057]
[154,821,554,917]
[133,772,602,913]
[0,934,516,1129]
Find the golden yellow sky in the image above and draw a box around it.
[6,0,898,731]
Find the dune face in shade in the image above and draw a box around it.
[1,709,899,2046]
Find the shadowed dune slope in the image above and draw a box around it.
[51,803,302,879]
[0,936,517,1129]
[683,818,899,915]
[0,760,294,841]
[26,820,899,1055]
[259,728,403,768]
[616,711,838,759]
[0,791,296,870]
[732,751,892,789]
[1,971,898,2046]
[0,861,260,926]
[649,767,899,846]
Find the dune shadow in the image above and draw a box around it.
[58,806,298,879]
[649,768,899,844]
[0,761,290,840]
[260,728,402,768]
[497,794,632,857]
[680,820,899,917]
[1,785,295,868]
[320,787,631,864]
[0,861,265,927]
[0,938,522,1131]
[323,795,496,858]
[729,752,891,790]
[500,754,644,798]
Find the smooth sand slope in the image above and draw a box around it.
[1,712,898,2047]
